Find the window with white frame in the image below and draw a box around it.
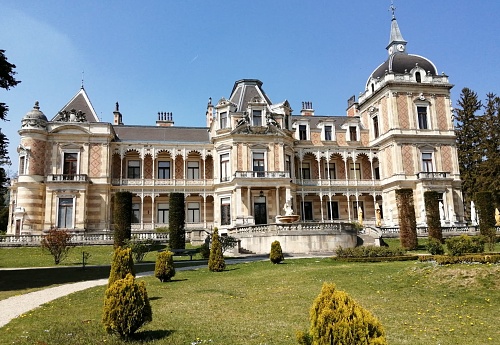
[372,116,380,138]
[157,203,169,223]
[252,110,262,126]
[349,126,358,141]
[19,155,27,175]
[57,197,73,228]
[63,152,78,176]
[349,163,361,179]
[220,153,230,182]
[417,105,429,129]
[422,152,433,172]
[221,197,231,225]
[325,162,336,179]
[285,155,292,176]
[187,161,200,179]
[157,161,170,179]
[324,125,333,141]
[187,202,200,223]
[132,203,141,223]
[219,111,228,129]
[299,125,307,140]
[127,160,141,179]
[252,152,265,177]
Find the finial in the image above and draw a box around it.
[34,101,40,110]
[81,70,85,89]
[389,0,396,19]
[115,102,119,112]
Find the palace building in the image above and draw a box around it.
[7,13,463,237]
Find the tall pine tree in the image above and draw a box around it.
[454,88,482,211]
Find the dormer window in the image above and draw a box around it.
[324,125,332,141]
[299,125,307,140]
[415,72,422,83]
[252,110,262,126]
[349,126,358,141]
[219,112,228,129]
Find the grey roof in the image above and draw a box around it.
[113,125,210,143]
[22,101,47,121]
[229,79,273,112]
[370,53,438,81]
[387,17,407,48]
[51,88,100,122]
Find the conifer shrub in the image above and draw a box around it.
[108,247,135,288]
[113,191,133,248]
[424,190,442,242]
[270,240,285,264]
[426,237,445,255]
[396,188,418,250]
[208,227,225,272]
[102,273,152,338]
[297,282,387,345]
[169,192,186,249]
[155,250,176,282]
[446,234,485,256]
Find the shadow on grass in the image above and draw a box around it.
[133,329,174,341]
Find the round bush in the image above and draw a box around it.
[102,273,152,338]
[426,238,445,255]
[155,251,176,282]
[270,240,284,264]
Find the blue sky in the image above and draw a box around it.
[1,1,499,174]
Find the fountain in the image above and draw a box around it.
[275,198,300,223]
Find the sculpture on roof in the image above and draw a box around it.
[56,109,87,123]
[266,113,280,129]
[235,112,250,127]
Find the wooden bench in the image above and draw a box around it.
[159,249,198,260]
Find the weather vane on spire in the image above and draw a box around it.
[389,0,396,19]
[81,70,85,89]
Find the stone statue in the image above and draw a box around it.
[495,208,500,226]
[283,198,294,216]
[448,205,455,223]
[357,206,363,226]
[471,201,477,225]
[266,114,280,128]
[236,112,250,127]
[421,207,427,224]
[375,203,382,227]
[439,202,445,220]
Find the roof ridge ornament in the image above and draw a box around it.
[389,1,396,20]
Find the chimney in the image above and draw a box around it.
[113,102,123,125]
[156,111,174,127]
[300,101,314,116]
[206,97,214,127]
[346,95,358,117]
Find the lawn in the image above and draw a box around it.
[1,258,499,345]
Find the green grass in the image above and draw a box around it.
[1,259,499,345]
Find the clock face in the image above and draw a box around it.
[388,46,394,54]
[397,44,405,52]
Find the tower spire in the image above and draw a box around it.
[386,1,407,55]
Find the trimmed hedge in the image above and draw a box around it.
[333,255,418,263]
[446,234,485,256]
[418,254,500,265]
[396,188,418,250]
[424,190,442,242]
[169,193,186,249]
[335,245,407,258]
[113,192,133,248]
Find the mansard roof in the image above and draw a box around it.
[51,87,100,122]
[113,125,210,143]
[229,79,273,112]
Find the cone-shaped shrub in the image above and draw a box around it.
[424,190,442,242]
[113,191,133,248]
[208,227,225,272]
[396,188,418,250]
[155,250,176,282]
[270,240,284,264]
[102,273,152,338]
[108,247,135,288]
[300,282,387,345]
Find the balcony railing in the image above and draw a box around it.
[293,178,381,187]
[112,178,214,186]
[416,171,449,179]
[47,174,88,182]
[234,171,290,179]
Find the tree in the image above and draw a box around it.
[395,189,417,250]
[297,282,387,345]
[40,228,74,264]
[113,192,133,248]
[477,94,500,194]
[424,191,442,242]
[168,193,185,249]
[0,49,21,121]
[454,88,482,212]
[208,227,225,272]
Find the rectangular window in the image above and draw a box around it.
[157,203,169,223]
[253,153,265,177]
[417,106,428,129]
[349,126,358,141]
[373,116,379,138]
[349,163,361,179]
[157,161,170,179]
[132,203,140,223]
[127,160,140,179]
[187,161,200,179]
[325,163,336,179]
[57,198,73,228]
[301,201,313,221]
[221,198,231,225]
[285,155,292,176]
[63,153,78,176]
[220,153,230,182]
[422,152,433,172]
[353,201,364,220]
[19,156,26,175]
[220,111,228,129]
[187,202,200,223]
[252,110,262,126]
[299,125,307,140]
[374,166,380,180]
[301,162,311,179]
[327,201,339,220]
[324,125,332,141]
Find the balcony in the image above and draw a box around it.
[293,178,381,187]
[111,178,214,186]
[47,174,88,182]
[416,171,449,180]
[234,171,290,179]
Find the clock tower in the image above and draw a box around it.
[386,4,407,55]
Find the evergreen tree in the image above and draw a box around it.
[270,240,284,264]
[113,192,133,248]
[108,247,135,288]
[208,227,225,272]
[395,189,418,250]
[477,94,500,194]
[168,193,185,249]
[454,88,482,210]
[0,49,20,121]
[424,191,442,242]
